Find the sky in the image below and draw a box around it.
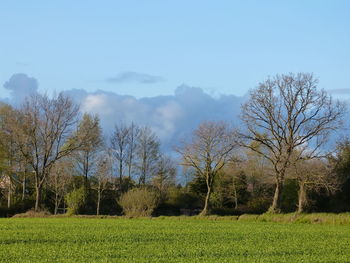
[0,1,350,149]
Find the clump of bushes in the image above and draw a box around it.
[119,188,158,217]
[65,187,86,215]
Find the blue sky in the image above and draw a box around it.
[1,0,350,98]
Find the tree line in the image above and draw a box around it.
[0,73,349,217]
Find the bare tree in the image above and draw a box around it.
[176,121,236,216]
[126,122,139,181]
[289,158,338,213]
[92,151,112,215]
[111,123,130,189]
[9,93,81,211]
[152,154,177,200]
[74,113,103,187]
[48,159,73,214]
[135,126,160,185]
[239,73,346,213]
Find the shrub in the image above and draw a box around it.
[119,188,158,217]
[65,187,86,215]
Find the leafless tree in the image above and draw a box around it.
[135,126,160,185]
[74,113,103,187]
[9,93,81,211]
[176,121,236,215]
[126,122,139,181]
[92,151,112,215]
[47,159,73,214]
[239,73,346,213]
[111,123,130,188]
[152,154,177,200]
[289,158,338,213]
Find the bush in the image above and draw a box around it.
[119,188,158,217]
[65,187,86,215]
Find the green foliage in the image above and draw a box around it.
[65,187,86,215]
[119,188,158,217]
[245,196,271,213]
[281,179,298,212]
[1,217,350,262]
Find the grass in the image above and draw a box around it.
[0,217,350,262]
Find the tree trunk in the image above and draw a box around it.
[119,159,123,191]
[232,178,238,209]
[54,193,59,215]
[7,178,11,209]
[35,185,41,212]
[200,185,211,216]
[96,191,101,216]
[297,182,307,213]
[22,173,26,201]
[268,180,283,213]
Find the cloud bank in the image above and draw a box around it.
[106,71,164,84]
[3,73,346,153]
[63,85,244,151]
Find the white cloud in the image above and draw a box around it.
[66,85,244,151]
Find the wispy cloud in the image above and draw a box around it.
[106,71,165,84]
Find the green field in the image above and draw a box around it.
[0,217,350,262]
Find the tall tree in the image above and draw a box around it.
[135,126,160,185]
[152,154,177,200]
[48,159,73,214]
[92,151,112,215]
[239,73,346,213]
[111,124,130,189]
[74,113,103,187]
[126,123,139,181]
[8,93,81,211]
[176,121,236,215]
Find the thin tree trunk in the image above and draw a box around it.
[7,177,11,209]
[22,172,26,201]
[269,180,283,213]
[96,190,101,215]
[200,185,211,216]
[54,192,59,215]
[297,182,307,213]
[232,178,238,209]
[119,156,123,191]
[35,183,41,212]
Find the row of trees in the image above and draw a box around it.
[0,73,349,216]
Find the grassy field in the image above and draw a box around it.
[0,217,350,262]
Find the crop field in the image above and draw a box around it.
[0,217,350,262]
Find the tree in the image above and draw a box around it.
[9,93,81,211]
[92,151,112,215]
[126,122,139,181]
[74,113,103,187]
[327,139,350,211]
[176,121,236,215]
[239,73,345,213]
[135,126,160,185]
[48,159,73,214]
[0,104,19,208]
[111,123,130,189]
[290,158,338,213]
[152,154,177,200]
